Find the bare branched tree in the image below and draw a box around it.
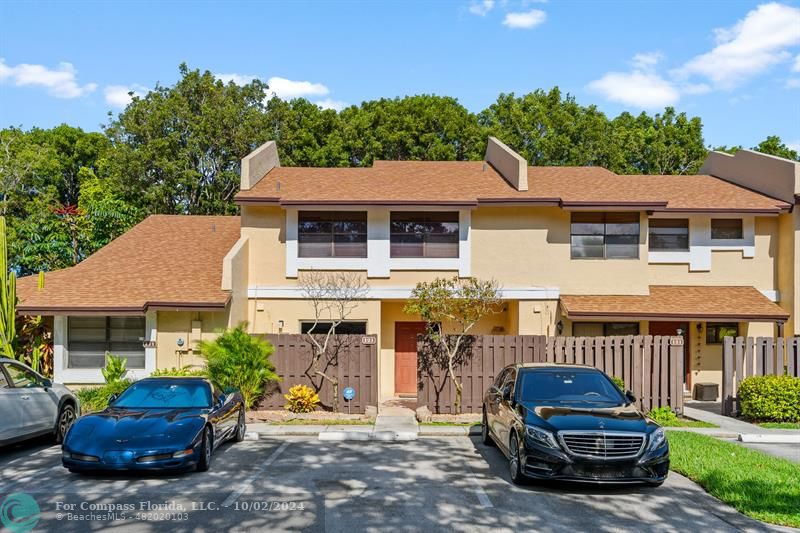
[298,270,368,412]
[405,276,501,414]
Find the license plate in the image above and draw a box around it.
[103,451,134,464]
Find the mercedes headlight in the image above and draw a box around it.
[525,425,559,449]
[648,428,666,450]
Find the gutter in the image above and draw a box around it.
[17,296,231,316]
[562,310,790,322]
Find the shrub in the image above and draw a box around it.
[198,324,279,410]
[76,379,133,414]
[284,384,320,413]
[738,375,800,423]
[610,375,625,390]
[648,406,679,425]
[101,354,128,383]
[151,365,207,377]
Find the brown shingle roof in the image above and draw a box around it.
[235,161,790,212]
[560,286,789,321]
[16,215,240,314]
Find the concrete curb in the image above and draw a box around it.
[319,430,418,441]
[738,433,800,444]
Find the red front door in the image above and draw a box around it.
[395,322,427,395]
[649,321,690,389]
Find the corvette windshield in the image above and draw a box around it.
[113,381,212,409]
[518,370,625,405]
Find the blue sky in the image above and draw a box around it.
[1,0,799,150]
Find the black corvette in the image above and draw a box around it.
[62,377,246,473]
[482,363,669,485]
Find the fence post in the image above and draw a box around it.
[722,336,734,416]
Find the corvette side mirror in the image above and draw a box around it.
[108,393,119,404]
[625,390,636,404]
[217,394,227,407]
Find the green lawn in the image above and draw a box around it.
[659,418,717,428]
[666,431,800,528]
[757,422,800,429]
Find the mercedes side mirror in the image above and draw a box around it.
[108,393,119,404]
[625,390,636,404]
[41,378,53,389]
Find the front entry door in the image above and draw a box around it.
[395,322,427,396]
[649,322,690,389]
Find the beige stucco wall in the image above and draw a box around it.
[777,211,799,336]
[242,205,782,299]
[471,207,650,294]
[648,217,778,290]
[156,311,228,369]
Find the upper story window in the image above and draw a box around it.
[570,212,639,259]
[649,219,689,250]
[390,212,459,258]
[298,211,367,258]
[68,316,145,369]
[710,218,743,240]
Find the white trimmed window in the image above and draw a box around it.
[67,316,146,369]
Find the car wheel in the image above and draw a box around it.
[196,427,213,472]
[55,404,76,444]
[509,432,527,485]
[234,409,246,442]
[481,409,494,446]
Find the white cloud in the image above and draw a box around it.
[787,140,800,152]
[216,72,336,102]
[785,78,800,89]
[314,98,348,111]
[502,9,546,29]
[468,0,494,16]
[0,58,96,98]
[587,71,680,109]
[792,54,800,72]
[267,76,329,99]
[681,82,712,95]
[104,84,147,108]
[216,72,259,85]
[676,2,800,89]
[631,52,664,71]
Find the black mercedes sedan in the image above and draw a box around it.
[482,363,669,485]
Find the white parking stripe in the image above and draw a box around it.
[222,441,289,507]
[467,473,493,508]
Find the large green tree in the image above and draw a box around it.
[104,64,272,215]
[340,95,485,165]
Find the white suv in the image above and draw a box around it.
[0,358,80,446]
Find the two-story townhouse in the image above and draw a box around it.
[17,138,798,403]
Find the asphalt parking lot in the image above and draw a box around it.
[0,436,785,533]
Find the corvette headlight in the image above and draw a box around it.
[648,428,666,451]
[525,425,559,449]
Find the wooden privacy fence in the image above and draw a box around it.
[418,335,684,415]
[722,336,800,416]
[257,334,378,414]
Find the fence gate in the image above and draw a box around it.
[417,335,684,415]
[258,334,378,414]
[722,336,800,416]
